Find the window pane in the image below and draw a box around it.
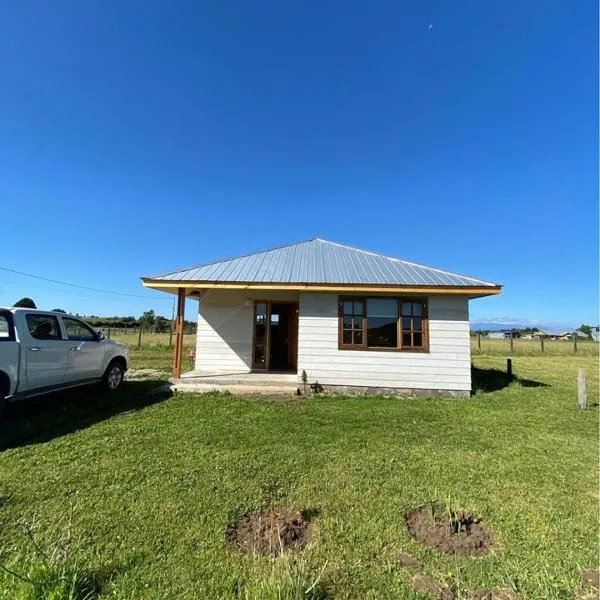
[402,317,412,331]
[343,315,352,329]
[0,315,10,339]
[367,298,397,318]
[402,302,412,316]
[26,315,62,340]
[368,318,397,347]
[402,332,412,347]
[354,330,363,345]
[412,303,422,316]
[63,317,96,341]
[413,318,422,332]
[413,332,423,347]
[353,317,363,330]
[353,301,363,316]
[254,344,265,364]
[343,330,352,344]
[367,299,397,348]
[343,301,353,315]
[255,323,265,346]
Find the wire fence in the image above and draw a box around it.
[471,334,599,357]
[101,326,197,349]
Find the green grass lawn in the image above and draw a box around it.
[0,355,597,599]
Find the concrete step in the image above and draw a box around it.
[173,382,299,395]
[174,377,298,387]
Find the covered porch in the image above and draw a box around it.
[153,286,301,382]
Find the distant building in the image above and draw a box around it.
[548,331,572,341]
[488,331,504,339]
[591,326,600,342]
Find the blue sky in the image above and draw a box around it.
[0,1,597,327]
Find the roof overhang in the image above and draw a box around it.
[141,278,502,298]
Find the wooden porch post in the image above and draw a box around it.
[172,287,186,379]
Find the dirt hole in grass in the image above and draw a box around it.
[405,504,493,556]
[412,574,455,599]
[468,589,523,600]
[227,508,313,557]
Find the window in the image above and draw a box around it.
[367,298,398,348]
[26,314,62,340]
[339,297,428,352]
[63,317,97,341]
[401,301,425,349]
[0,311,15,341]
[341,299,364,347]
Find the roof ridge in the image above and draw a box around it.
[148,237,320,278]
[315,239,499,286]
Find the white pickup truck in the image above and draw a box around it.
[0,307,129,407]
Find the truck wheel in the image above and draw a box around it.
[102,361,125,392]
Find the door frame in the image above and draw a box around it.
[251,300,298,371]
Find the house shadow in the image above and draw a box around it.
[0,380,172,451]
[471,365,548,393]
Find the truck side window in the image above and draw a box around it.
[62,317,97,342]
[0,311,15,341]
[26,315,62,340]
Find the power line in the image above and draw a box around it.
[0,266,170,301]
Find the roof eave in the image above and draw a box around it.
[140,278,502,297]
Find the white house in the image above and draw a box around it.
[142,239,501,397]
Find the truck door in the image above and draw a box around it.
[0,310,19,396]
[22,313,71,391]
[61,316,105,382]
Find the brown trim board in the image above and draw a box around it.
[141,279,502,297]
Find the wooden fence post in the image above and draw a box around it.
[578,369,587,409]
[107,326,111,339]
[573,334,578,353]
[477,332,481,350]
[137,327,142,350]
[507,358,512,378]
[540,335,545,353]
[509,333,514,353]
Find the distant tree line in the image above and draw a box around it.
[471,327,541,335]
[11,298,196,333]
[82,311,196,333]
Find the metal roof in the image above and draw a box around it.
[146,238,499,288]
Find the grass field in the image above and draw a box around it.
[0,351,597,599]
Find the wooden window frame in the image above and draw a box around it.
[338,296,429,353]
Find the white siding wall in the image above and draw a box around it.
[195,289,299,375]
[297,293,471,392]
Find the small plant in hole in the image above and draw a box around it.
[441,494,477,535]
